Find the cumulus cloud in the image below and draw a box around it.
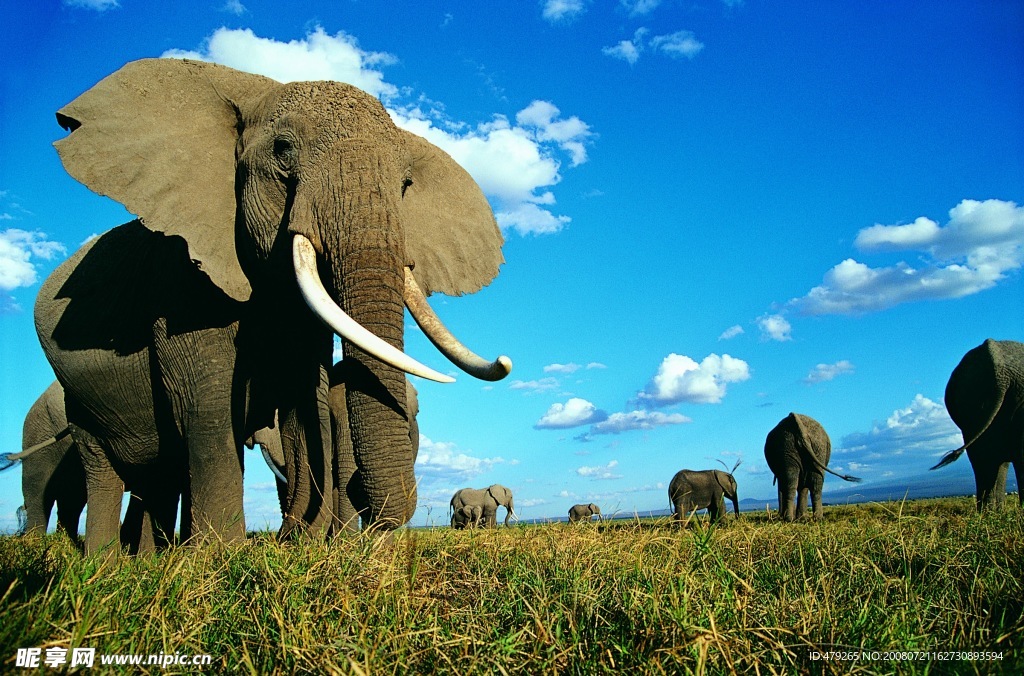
[542,0,587,23]
[0,230,66,309]
[544,363,581,374]
[509,377,561,393]
[589,410,691,434]
[221,0,246,15]
[638,353,751,406]
[620,0,661,16]
[535,398,609,429]
[757,314,792,342]
[719,324,744,341]
[163,27,399,99]
[604,27,704,64]
[164,27,591,237]
[792,199,1024,315]
[650,31,705,59]
[804,360,855,384]
[577,460,623,480]
[602,28,648,65]
[63,0,118,10]
[416,435,506,480]
[837,395,962,468]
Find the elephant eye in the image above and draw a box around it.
[401,177,413,197]
[273,137,296,162]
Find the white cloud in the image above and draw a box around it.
[650,31,705,59]
[516,101,594,166]
[163,27,399,99]
[719,324,744,340]
[838,395,962,466]
[165,28,591,238]
[638,353,751,406]
[587,362,607,370]
[509,377,561,393]
[0,229,66,292]
[416,435,506,480]
[577,460,623,480]
[603,32,646,65]
[542,0,587,23]
[536,398,609,429]
[757,314,792,342]
[620,0,661,16]
[589,410,691,435]
[804,360,855,384]
[63,0,118,10]
[792,199,1024,315]
[544,362,581,374]
[221,0,246,15]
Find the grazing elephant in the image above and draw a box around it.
[931,339,1024,511]
[764,413,861,522]
[450,484,516,527]
[1,381,86,539]
[567,503,602,523]
[451,505,482,529]
[668,468,739,524]
[35,58,511,553]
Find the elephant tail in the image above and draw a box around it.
[1,427,72,471]
[930,445,967,471]
[792,415,862,483]
[822,465,862,483]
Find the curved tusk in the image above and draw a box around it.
[403,268,513,381]
[292,235,455,384]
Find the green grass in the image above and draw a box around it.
[1,497,1021,674]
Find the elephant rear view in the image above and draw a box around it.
[764,413,860,522]
[931,339,1024,511]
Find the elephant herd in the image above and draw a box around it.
[2,59,1022,552]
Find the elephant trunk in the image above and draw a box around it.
[731,492,740,518]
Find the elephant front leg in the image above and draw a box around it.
[187,433,245,544]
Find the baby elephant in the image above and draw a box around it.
[568,503,602,523]
[451,505,483,529]
[668,467,739,524]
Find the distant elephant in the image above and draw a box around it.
[931,339,1024,511]
[567,503,602,523]
[764,413,861,522]
[450,484,516,527]
[451,504,482,529]
[668,468,738,524]
[34,58,511,553]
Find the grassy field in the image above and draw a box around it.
[0,497,1021,674]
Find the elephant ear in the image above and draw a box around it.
[53,58,276,302]
[400,130,504,297]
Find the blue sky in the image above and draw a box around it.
[1,0,1021,531]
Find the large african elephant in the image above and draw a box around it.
[764,413,861,522]
[567,503,602,523]
[931,339,1024,511]
[34,58,511,553]
[668,468,739,524]
[450,484,516,527]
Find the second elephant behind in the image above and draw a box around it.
[450,484,516,527]
[668,469,739,524]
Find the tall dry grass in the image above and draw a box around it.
[0,497,1021,674]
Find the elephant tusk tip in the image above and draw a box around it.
[496,355,513,377]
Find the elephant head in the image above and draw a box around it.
[486,484,516,526]
[712,469,740,518]
[52,58,511,532]
[451,504,482,529]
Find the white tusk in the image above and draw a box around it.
[292,235,455,383]
[404,268,513,382]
